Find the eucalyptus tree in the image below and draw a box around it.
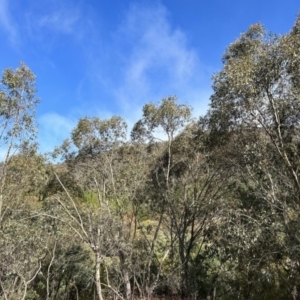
[162,125,233,299]
[132,96,196,297]
[0,63,46,300]
[208,20,300,195]
[0,152,52,298]
[50,116,125,300]
[204,15,300,298]
[132,98,233,298]
[0,63,39,225]
[50,115,151,300]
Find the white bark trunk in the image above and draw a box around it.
[95,251,104,300]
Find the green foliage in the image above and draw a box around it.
[202,13,300,299]
[131,96,191,143]
[0,62,39,145]
[4,14,300,300]
[71,115,127,153]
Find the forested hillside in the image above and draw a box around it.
[1,15,300,300]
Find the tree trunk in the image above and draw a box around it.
[95,251,104,300]
[124,269,131,300]
[119,250,132,299]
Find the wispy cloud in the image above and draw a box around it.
[123,4,197,84]
[111,2,209,120]
[23,2,83,46]
[0,0,18,45]
[38,6,80,35]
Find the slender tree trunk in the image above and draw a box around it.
[95,251,104,300]
[119,250,132,299]
[124,269,131,300]
[46,241,56,300]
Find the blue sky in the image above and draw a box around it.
[0,0,299,153]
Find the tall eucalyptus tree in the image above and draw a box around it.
[0,62,39,225]
[204,15,300,298]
